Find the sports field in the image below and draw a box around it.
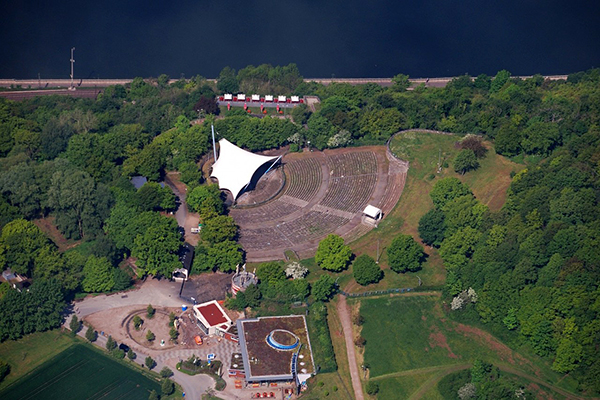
[0,344,160,400]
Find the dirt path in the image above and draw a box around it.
[381,362,599,400]
[337,295,363,400]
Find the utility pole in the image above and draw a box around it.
[211,124,217,161]
[38,73,41,89]
[376,239,380,264]
[69,47,75,90]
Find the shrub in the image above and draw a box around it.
[105,335,117,351]
[127,349,136,360]
[148,389,159,400]
[365,381,379,395]
[146,330,155,342]
[111,348,125,359]
[145,356,156,369]
[146,304,155,319]
[133,315,143,330]
[169,327,179,341]
[0,360,10,383]
[354,336,366,347]
[306,302,337,373]
[85,325,97,342]
[161,379,175,395]
[168,312,176,327]
[352,254,382,286]
[69,315,81,335]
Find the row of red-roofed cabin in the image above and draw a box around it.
[220,94,303,103]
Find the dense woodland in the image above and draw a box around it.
[0,64,599,393]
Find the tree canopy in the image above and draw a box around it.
[315,234,353,272]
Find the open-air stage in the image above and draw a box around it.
[228,145,408,262]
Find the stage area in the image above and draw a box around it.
[230,146,408,261]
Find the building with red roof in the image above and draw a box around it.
[192,300,233,336]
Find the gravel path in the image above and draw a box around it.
[337,295,363,400]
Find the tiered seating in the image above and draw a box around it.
[238,227,291,250]
[320,175,377,213]
[283,158,322,201]
[277,211,349,243]
[231,201,300,224]
[378,172,407,215]
[327,152,377,177]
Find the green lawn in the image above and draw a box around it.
[357,295,581,398]
[0,343,161,400]
[0,330,75,390]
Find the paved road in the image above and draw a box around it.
[74,278,187,318]
[0,74,569,89]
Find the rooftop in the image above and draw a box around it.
[194,301,230,327]
[237,315,315,382]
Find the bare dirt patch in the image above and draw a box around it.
[33,216,79,252]
[428,326,459,359]
[453,323,540,375]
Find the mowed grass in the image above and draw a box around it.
[358,295,580,398]
[0,343,161,400]
[0,330,74,391]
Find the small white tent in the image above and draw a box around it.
[363,205,382,221]
[210,138,279,200]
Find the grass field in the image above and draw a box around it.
[357,295,581,399]
[0,330,75,391]
[0,343,161,400]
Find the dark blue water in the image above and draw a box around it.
[1,0,598,79]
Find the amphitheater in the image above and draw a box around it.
[229,146,408,262]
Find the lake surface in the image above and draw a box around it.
[1,0,598,79]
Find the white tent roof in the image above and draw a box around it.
[363,205,382,219]
[210,138,278,199]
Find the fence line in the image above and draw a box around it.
[338,287,413,298]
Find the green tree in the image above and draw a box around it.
[145,356,156,369]
[69,315,81,336]
[133,315,143,330]
[200,215,238,244]
[137,182,175,211]
[169,327,178,341]
[256,262,286,284]
[490,69,511,93]
[106,335,116,351]
[209,240,243,273]
[387,235,425,273]
[391,73,410,91]
[85,325,97,342]
[127,349,136,360]
[161,378,175,395]
[146,330,155,342]
[0,219,49,275]
[147,304,155,318]
[148,390,159,400]
[132,217,181,277]
[429,177,471,209]
[160,366,173,378]
[82,255,115,293]
[352,255,382,286]
[312,274,337,302]
[418,208,446,247]
[217,66,239,93]
[454,149,480,174]
[315,234,352,272]
[187,184,224,215]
